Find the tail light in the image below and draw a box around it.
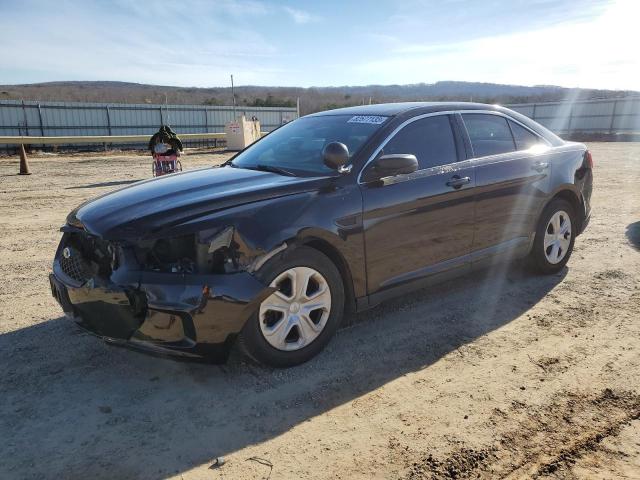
[585,150,593,168]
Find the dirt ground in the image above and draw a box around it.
[1,143,639,480]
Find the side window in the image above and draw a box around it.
[383,115,457,169]
[462,114,515,157]
[509,120,544,150]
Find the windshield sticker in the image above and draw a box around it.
[347,115,387,124]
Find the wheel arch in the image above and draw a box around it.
[297,237,357,314]
[545,187,585,233]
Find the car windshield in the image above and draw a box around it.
[230,114,388,175]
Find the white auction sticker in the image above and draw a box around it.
[347,115,387,124]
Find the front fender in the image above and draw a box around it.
[154,183,367,299]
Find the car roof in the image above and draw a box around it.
[305,102,502,118]
[304,101,565,147]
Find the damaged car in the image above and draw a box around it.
[50,102,593,367]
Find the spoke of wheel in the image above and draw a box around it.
[262,314,287,339]
[304,288,331,311]
[271,272,294,301]
[284,269,296,302]
[297,269,313,300]
[550,242,560,262]
[552,213,561,234]
[294,314,313,344]
[306,280,328,298]
[284,316,300,348]
[544,235,556,249]
[261,292,290,313]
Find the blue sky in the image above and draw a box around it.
[1,0,637,90]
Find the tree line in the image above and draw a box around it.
[1,80,636,116]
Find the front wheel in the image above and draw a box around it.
[529,198,576,274]
[239,246,344,367]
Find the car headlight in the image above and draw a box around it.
[133,227,256,275]
[134,234,197,274]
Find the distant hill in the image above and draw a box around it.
[0,80,636,115]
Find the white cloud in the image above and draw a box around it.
[354,0,639,90]
[282,6,318,24]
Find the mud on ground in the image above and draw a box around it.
[0,143,639,479]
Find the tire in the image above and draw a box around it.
[239,246,345,367]
[529,198,576,274]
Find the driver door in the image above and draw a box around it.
[359,114,476,297]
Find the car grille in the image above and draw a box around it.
[59,247,92,283]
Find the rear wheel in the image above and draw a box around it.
[239,246,344,367]
[529,198,576,274]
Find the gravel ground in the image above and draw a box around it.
[0,143,639,479]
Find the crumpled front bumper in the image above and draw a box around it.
[49,257,274,362]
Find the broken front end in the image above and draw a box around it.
[49,225,276,362]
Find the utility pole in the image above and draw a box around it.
[231,74,237,119]
[164,93,170,126]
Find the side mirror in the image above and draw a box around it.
[323,142,350,170]
[364,154,418,182]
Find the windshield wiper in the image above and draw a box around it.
[248,164,296,176]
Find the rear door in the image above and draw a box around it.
[359,113,476,296]
[460,112,551,262]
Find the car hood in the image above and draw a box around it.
[71,166,327,240]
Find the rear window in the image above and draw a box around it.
[509,120,544,150]
[462,114,515,157]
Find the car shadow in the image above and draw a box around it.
[0,263,566,479]
[626,221,640,250]
[66,179,143,189]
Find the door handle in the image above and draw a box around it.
[446,175,471,189]
[532,161,549,172]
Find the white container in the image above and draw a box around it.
[224,115,261,150]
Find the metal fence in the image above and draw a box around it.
[0,100,298,149]
[508,96,640,135]
[3,96,638,150]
